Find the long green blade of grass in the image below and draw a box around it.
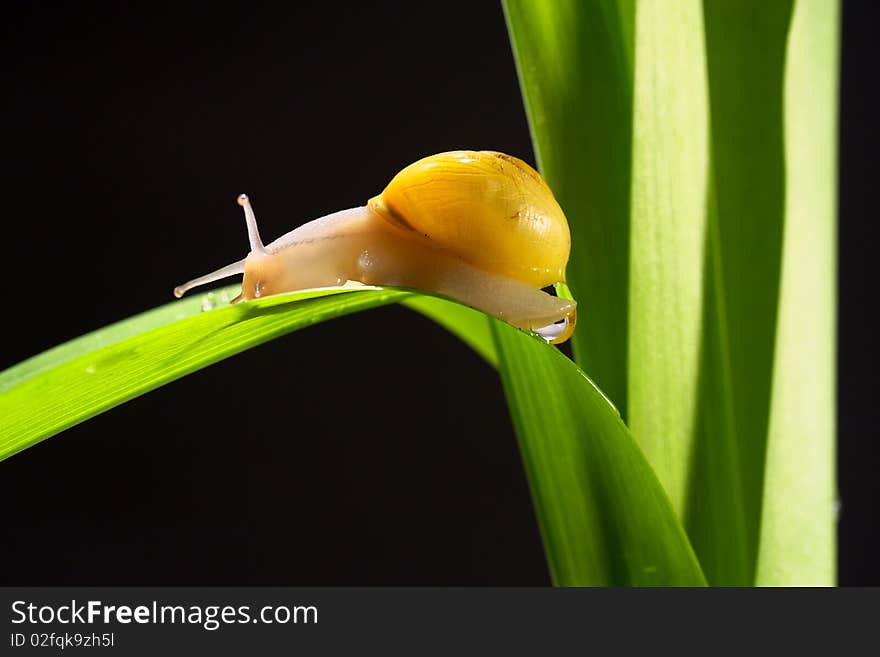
[1,284,704,584]
[414,294,706,584]
[626,0,710,516]
[503,0,634,417]
[504,0,837,585]
[0,286,408,460]
[686,0,795,586]
[493,320,706,585]
[504,0,713,567]
[755,0,838,586]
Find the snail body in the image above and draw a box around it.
[174,150,577,343]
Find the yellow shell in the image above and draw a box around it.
[367,150,570,289]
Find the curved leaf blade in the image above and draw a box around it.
[1,280,706,585]
[492,321,706,586]
[0,286,408,461]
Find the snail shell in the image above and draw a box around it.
[368,151,570,289]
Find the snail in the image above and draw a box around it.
[174,150,577,343]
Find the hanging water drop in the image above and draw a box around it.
[534,317,568,343]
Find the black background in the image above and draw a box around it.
[0,2,875,585]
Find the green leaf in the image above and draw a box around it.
[492,320,705,586]
[755,0,838,586]
[411,294,707,585]
[679,0,837,586]
[0,285,408,461]
[626,0,711,517]
[1,276,704,585]
[503,0,634,417]
[504,0,711,583]
[505,0,714,577]
[684,0,795,586]
[504,0,837,585]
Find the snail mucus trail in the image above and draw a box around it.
[174,151,577,343]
